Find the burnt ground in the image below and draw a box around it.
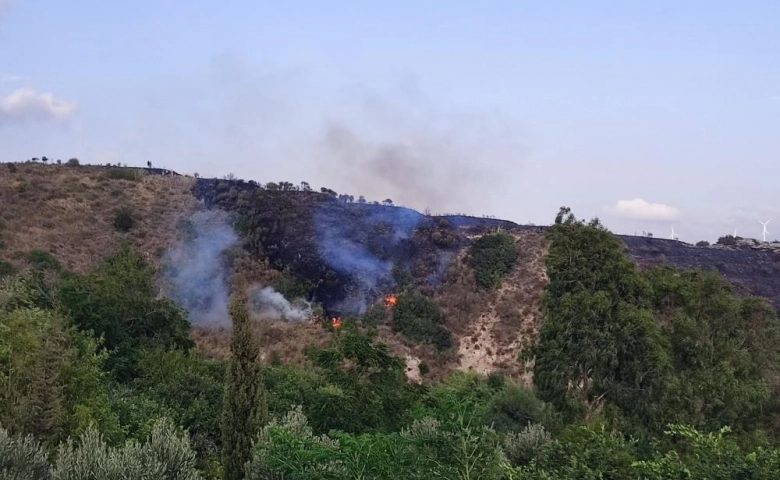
[619,235,780,311]
[192,177,780,315]
[192,178,515,315]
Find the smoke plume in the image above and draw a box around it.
[161,208,314,325]
[160,209,238,326]
[314,204,424,313]
[249,286,312,322]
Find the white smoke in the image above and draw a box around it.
[249,285,312,322]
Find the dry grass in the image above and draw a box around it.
[0,162,198,271]
[433,231,549,383]
[191,316,332,365]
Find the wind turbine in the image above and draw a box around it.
[669,226,679,241]
[760,220,771,242]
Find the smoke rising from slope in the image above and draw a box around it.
[161,208,313,325]
[161,209,238,327]
[316,90,528,215]
[249,286,312,322]
[314,205,424,314]
[128,61,527,220]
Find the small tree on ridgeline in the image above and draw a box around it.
[221,277,268,480]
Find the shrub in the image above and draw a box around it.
[471,231,518,289]
[696,240,710,247]
[7,163,17,173]
[66,158,80,166]
[113,208,136,232]
[27,249,61,271]
[717,235,738,246]
[105,167,144,181]
[0,261,15,278]
[503,423,552,466]
[392,293,452,350]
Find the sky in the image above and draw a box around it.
[1,1,778,242]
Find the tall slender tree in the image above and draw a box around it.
[221,277,267,480]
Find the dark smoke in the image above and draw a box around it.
[317,89,527,216]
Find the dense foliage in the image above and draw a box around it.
[4,207,780,478]
[391,292,453,350]
[471,230,518,289]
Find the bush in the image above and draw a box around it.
[717,235,738,246]
[66,158,80,166]
[113,209,136,232]
[0,261,15,278]
[105,167,144,181]
[696,240,710,247]
[392,293,452,350]
[471,231,518,289]
[27,249,61,271]
[7,163,17,173]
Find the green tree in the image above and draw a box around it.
[221,278,267,480]
[56,244,192,380]
[529,207,670,428]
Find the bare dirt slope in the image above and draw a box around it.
[0,162,198,271]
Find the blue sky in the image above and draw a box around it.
[1,1,778,242]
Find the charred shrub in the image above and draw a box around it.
[471,231,518,289]
[113,208,136,232]
[392,293,452,350]
[0,260,15,278]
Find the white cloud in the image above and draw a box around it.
[0,87,78,123]
[605,198,680,221]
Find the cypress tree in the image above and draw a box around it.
[221,278,267,480]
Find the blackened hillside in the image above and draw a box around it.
[192,177,780,315]
[192,178,514,315]
[620,235,780,311]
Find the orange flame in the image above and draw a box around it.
[331,317,342,329]
[384,294,397,309]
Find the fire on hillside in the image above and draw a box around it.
[384,294,397,309]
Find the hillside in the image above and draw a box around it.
[3,162,780,383]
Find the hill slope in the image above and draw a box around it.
[3,162,780,382]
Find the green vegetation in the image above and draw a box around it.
[391,292,452,350]
[530,207,780,440]
[221,279,267,480]
[106,166,145,181]
[3,206,780,478]
[471,230,518,289]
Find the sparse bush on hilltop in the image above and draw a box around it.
[696,240,710,247]
[66,158,80,166]
[105,167,144,181]
[717,234,739,246]
[471,230,518,289]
